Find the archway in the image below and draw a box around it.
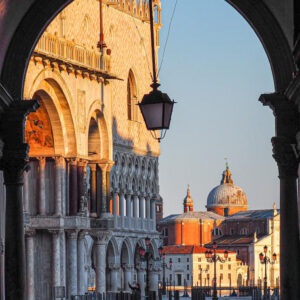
[0,1,299,300]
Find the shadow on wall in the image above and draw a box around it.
[112,116,155,157]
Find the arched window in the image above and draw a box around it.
[127,70,137,121]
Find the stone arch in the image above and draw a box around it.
[86,100,112,160]
[26,90,64,156]
[225,0,294,92]
[119,238,134,291]
[127,69,138,121]
[26,74,77,155]
[106,237,119,292]
[0,0,294,102]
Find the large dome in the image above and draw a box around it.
[206,164,248,215]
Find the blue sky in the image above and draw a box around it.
[157,0,278,215]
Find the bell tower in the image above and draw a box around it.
[184,185,194,213]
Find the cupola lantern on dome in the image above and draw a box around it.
[206,163,248,216]
[183,185,194,213]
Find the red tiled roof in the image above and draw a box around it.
[163,245,235,255]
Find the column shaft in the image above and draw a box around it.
[77,232,86,295]
[113,192,118,216]
[119,193,125,217]
[61,160,66,216]
[139,196,145,218]
[54,157,63,216]
[133,195,138,218]
[38,157,46,215]
[280,176,300,299]
[23,169,29,213]
[137,268,146,297]
[67,231,77,297]
[52,231,61,289]
[89,164,97,216]
[110,268,119,292]
[69,161,78,215]
[95,242,106,294]
[77,161,86,212]
[151,199,156,230]
[25,232,35,300]
[146,196,151,219]
[124,267,132,292]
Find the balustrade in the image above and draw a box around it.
[35,32,111,73]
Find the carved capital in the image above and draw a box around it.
[25,230,36,238]
[136,262,146,271]
[88,163,97,171]
[259,93,299,137]
[66,229,78,239]
[66,157,78,166]
[53,156,65,167]
[90,231,111,244]
[78,158,88,167]
[78,230,87,240]
[49,229,62,236]
[109,263,120,270]
[122,263,134,271]
[0,143,30,185]
[272,136,298,178]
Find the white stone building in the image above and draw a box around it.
[161,245,247,289]
[15,0,163,299]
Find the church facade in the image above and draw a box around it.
[159,165,280,288]
[18,1,162,299]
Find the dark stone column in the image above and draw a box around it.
[77,159,87,212]
[68,158,78,216]
[89,163,97,217]
[260,93,300,300]
[0,100,39,300]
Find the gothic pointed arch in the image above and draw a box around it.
[127,69,138,121]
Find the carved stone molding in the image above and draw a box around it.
[272,136,298,178]
[48,229,63,236]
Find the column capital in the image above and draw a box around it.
[77,158,88,167]
[90,231,111,245]
[136,262,146,271]
[272,136,298,178]
[66,157,78,165]
[78,230,87,240]
[109,263,120,270]
[88,163,97,171]
[25,230,36,238]
[122,263,134,271]
[97,159,114,171]
[53,156,65,165]
[48,229,63,236]
[66,229,78,239]
[260,93,299,137]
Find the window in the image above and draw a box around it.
[169,274,172,282]
[198,258,201,262]
[220,265,223,270]
[187,265,189,270]
[187,274,190,281]
[187,258,189,262]
[240,227,248,235]
[228,264,231,270]
[230,228,234,235]
[127,70,137,121]
[220,273,223,280]
[207,265,210,270]
[228,258,231,262]
[178,258,181,263]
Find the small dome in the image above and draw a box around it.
[207,164,248,209]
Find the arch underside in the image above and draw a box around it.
[0,0,295,103]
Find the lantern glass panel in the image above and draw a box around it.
[140,103,163,130]
[163,102,174,129]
